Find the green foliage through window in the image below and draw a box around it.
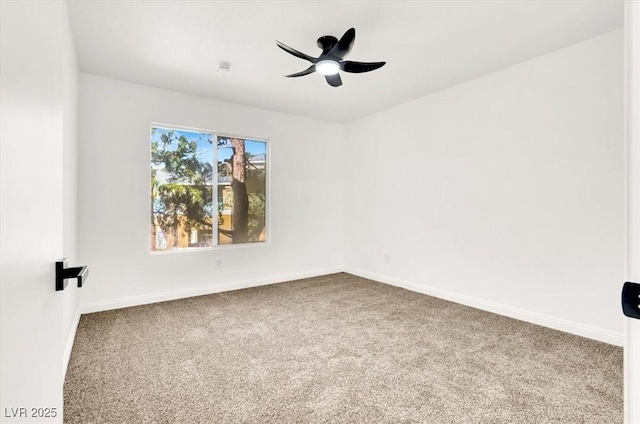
[151,127,267,251]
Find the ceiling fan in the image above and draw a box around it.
[276,28,386,87]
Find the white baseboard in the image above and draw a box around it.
[80,266,343,314]
[77,264,623,346]
[345,267,624,346]
[62,307,81,379]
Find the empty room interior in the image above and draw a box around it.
[2,1,640,423]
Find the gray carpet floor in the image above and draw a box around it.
[64,273,623,423]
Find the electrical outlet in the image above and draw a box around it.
[384,254,390,264]
[215,259,223,269]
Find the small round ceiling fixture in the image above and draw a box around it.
[217,62,231,73]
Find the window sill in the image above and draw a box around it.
[150,240,270,255]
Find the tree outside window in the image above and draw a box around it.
[151,127,267,251]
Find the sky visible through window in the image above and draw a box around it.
[218,139,266,161]
[151,128,265,162]
[151,128,213,166]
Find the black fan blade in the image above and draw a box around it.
[325,73,342,87]
[276,41,317,63]
[341,61,386,73]
[285,65,316,78]
[329,27,355,59]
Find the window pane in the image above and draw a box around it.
[151,127,214,251]
[217,137,267,245]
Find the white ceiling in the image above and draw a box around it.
[66,0,623,123]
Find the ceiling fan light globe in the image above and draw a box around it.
[316,60,340,76]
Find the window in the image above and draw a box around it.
[150,126,267,251]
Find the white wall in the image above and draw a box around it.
[344,30,625,344]
[0,1,79,422]
[77,75,344,310]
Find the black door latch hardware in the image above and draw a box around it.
[622,281,640,320]
[55,258,89,291]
